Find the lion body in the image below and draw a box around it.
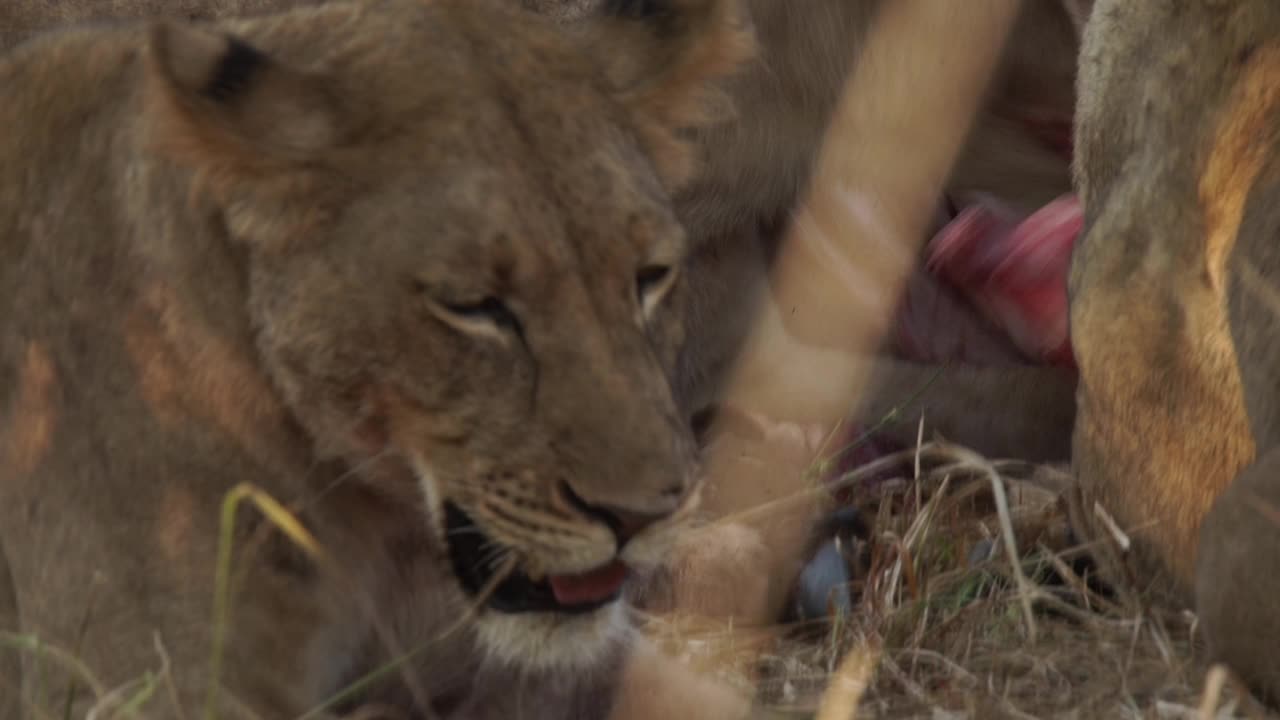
[0,0,759,717]
[1070,0,1280,701]
[1070,0,1265,599]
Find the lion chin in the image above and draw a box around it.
[439,498,635,671]
[411,463,654,673]
[474,604,631,672]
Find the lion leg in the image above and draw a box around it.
[631,519,774,623]
[1196,445,1280,704]
[607,636,772,720]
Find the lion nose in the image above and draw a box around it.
[555,480,684,547]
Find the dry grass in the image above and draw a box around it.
[10,428,1275,720]
[644,426,1277,720]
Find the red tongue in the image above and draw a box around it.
[547,560,629,606]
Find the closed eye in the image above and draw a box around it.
[441,296,521,332]
[427,292,524,342]
[636,264,676,317]
[636,265,669,297]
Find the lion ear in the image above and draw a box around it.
[593,0,755,191]
[144,21,344,187]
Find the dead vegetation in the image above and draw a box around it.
[644,418,1276,719]
[6,402,1272,720]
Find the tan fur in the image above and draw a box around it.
[1067,0,1272,600]
[1,342,57,476]
[0,0,768,716]
[0,0,328,51]
[1069,0,1280,701]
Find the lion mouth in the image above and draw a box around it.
[443,502,629,614]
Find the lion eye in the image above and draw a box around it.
[410,278,523,340]
[636,264,674,312]
[441,296,522,334]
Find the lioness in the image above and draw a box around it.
[0,0,761,717]
[1069,0,1280,702]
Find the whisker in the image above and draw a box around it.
[478,545,513,572]
[313,448,397,501]
[469,556,518,611]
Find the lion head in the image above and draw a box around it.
[0,0,754,707]
[160,0,749,670]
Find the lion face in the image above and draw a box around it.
[259,143,699,668]
[146,0,751,668]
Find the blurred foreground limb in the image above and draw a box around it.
[692,0,1026,630]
